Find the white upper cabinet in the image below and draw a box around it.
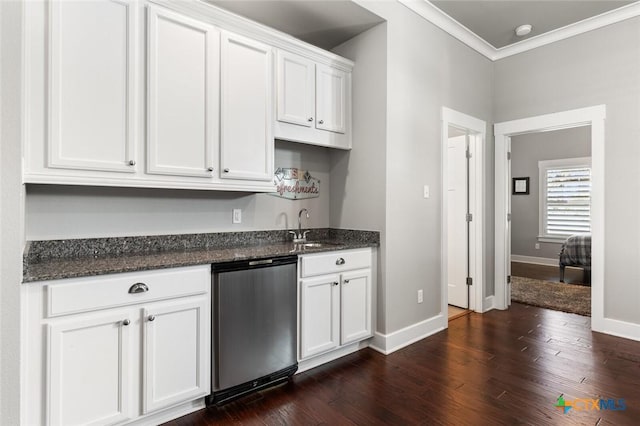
[220,32,274,181]
[147,5,219,178]
[276,50,315,128]
[316,64,347,134]
[274,50,352,150]
[25,0,351,189]
[48,0,137,173]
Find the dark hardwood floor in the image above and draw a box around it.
[512,261,588,285]
[166,303,640,425]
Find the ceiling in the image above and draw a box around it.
[430,0,636,49]
[207,0,385,50]
[207,0,640,58]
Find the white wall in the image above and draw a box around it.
[26,141,331,240]
[511,126,591,259]
[0,1,25,423]
[352,1,494,334]
[494,17,640,323]
[330,23,388,330]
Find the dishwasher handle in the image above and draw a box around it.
[249,259,273,266]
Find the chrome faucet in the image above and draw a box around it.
[289,208,310,243]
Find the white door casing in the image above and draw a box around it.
[447,134,468,309]
[441,107,486,318]
[494,105,607,335]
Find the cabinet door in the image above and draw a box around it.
[142,297,208,414]
[48,0,137,173]
[340,269,372,345]
[315,64,347,134]
[147,5,219,177]
[276,50,315,127]
[300,274,340,359]
[48,310,133,426]
[220,32,274,181]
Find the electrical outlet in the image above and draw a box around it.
[232,209,242,224]
[535,243,540,250]
[423,185,430,199]
[418,289,424,304]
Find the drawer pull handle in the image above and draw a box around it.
[332,282,339,286]
[122,319,130,326]
[344,279,350,284]
[129,282,149,294]
[336,257,345,265]
[148,315,156,322]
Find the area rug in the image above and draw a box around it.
[511,276,591,317]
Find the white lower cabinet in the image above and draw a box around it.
[142,298,208,414]
[299,249,373,360]
[48,310,134,426]
[23,265,211,426]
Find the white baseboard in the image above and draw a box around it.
[368,314,446,355]
[297,340,370,373]
[511,255,558,266]
[129,399,205,426]
[595,317,640,342]
[483,295,494,312]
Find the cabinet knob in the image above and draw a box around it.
[122,319,130,326]
[128,160,136,166]
[344,279,350,284]
[148,315,156,322]
[332,281,339,286]
[223,168,230,173]
[128,282,149,294]
[318,120,324,124]
[336,257,345,265]
[308,117,313,122]
[207,167,214,172]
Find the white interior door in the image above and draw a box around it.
[507,137,512,304]
[447,134,468,308]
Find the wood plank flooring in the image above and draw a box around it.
[165,303,640,425]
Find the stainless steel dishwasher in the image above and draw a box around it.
[208,255,298,405]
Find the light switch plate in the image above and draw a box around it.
[232,209,242,224]
[423,185,430,199]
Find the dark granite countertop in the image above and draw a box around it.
[23,228,379,283]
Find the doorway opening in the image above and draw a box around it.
[509,127,592,317]
[441,107,486,322]
[494,105,605,332]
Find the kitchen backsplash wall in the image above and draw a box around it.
[26,141,331,240]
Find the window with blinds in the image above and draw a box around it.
[538,157,592,239]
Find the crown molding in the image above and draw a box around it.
[399,0,640,61]
[397,0,496,59]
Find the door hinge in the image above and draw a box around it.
[507,152,511,160]
[466,149,472,159]
[507,275,511,284]
[507,213,512,222]
[466,213,473,222]
[466,277,473,286]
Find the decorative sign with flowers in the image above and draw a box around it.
[271,167,320,199]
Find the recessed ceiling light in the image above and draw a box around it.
[515,24,532,37]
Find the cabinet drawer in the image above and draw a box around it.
[300,248,371,278]
[46,265,210,318]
